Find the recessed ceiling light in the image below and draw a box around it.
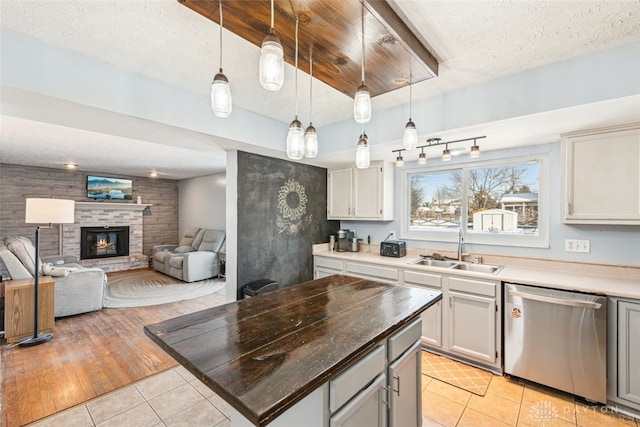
[64,163,77,169]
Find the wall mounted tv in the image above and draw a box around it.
[87,176,133,200]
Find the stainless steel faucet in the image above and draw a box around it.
[457,229,467,261]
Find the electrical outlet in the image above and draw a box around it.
[565,239,590,253]
[389,231,396,240]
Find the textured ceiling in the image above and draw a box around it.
[1,0,640,178]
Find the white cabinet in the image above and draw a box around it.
[388,341,422,427]
[402,270,443,349]
[447,276,497,365]
[608,297,640,415]
[328,161,394,220]
[330,374,388,427]
[314,256,344,279]
[562,123,640,224]
[344,261,399,284]
[406,272,500,372]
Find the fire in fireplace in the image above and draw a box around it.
[80,226,129,260]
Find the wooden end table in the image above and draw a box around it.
[4,276,55,343]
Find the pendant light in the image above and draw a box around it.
[442,143,452,161]
[418,147,427,164]
[402,60,418,149]
[286,17,304,160]
[470,138,481,158]
[354,4,371,124]
[259,0,284,91]
[355,126,370,169]
[304,48,318,158]
[211,0,232,118]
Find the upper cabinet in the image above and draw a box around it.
[327,161,395,220]
[562,123,640,224]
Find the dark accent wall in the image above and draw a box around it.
[236,152,339,297]
[0,163,178,257]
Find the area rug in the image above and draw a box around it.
[422,350,493,396]
[103,269,226,308]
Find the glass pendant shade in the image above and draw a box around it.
[355,133,370,169]
[418,152,427,165]
[442,147,452,161]
[396,155,404,167]
[287,118,304,160]
[470,143,480,158]
[304,124,318,158]
[403,120,418,149]
[260,30,284,91]
[211,70,232,118]
[354,84,371,124]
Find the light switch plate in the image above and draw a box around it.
[565,239,590,253]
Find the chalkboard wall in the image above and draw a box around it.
[236,152,339,297]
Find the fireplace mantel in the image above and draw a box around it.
[75,202,152,211]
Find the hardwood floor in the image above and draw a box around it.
[1,271,227,427]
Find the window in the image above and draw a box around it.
[402,156,548,247]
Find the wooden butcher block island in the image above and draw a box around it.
[144,275,442,427]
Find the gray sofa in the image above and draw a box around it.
[152,227,225,282]
[1,236,107,317]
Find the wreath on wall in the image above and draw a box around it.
[276,178,311,235]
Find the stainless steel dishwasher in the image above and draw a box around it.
[504,283,607,403]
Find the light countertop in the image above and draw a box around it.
[313,246,640,300]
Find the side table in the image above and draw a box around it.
[218,252,226,279]
[4,276,55,343]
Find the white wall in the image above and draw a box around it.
[178,173,226,236]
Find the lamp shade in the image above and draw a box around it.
[25,198,75,224]
[354,84,371,124]
[211,71,232,118]
[259,31,284,91]
[287,118,305,160]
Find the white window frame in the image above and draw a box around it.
[400,155,549,248]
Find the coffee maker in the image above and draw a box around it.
[336,229,354,252]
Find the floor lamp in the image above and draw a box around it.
[20,198,75,347]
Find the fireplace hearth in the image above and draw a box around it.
[81,226,129,260]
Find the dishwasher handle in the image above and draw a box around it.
[508,290,602,309]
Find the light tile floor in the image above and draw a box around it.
[29,353,640,427]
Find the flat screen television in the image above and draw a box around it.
[87,175,133,200]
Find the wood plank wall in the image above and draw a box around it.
[0,163,178,257]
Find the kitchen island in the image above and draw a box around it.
[144,274,441,427]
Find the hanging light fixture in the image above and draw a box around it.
[354,3,371,124]
[470,138,481,158]
[304,48,318,158]
[393,149,405,167]
[259,0,284,91]
[211,0,232,118]
[286,17,304,160]
[355,127,370,169]
[418,147,427,165]
[442,143,452,161]
[402,60,417,149]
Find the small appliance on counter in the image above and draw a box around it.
[380,240,407,257]
[336,229,354,252]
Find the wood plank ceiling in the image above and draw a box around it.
[179,0,439,98]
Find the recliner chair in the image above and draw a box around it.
[152,228,225,282]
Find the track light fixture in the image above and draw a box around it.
[391,136,486,165]
[394,149,405,167]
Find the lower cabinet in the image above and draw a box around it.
[403,270,443,349]
[314,256,344,279]
[329,318,422,427]
[344,261,399,285]
[608,297,640,415]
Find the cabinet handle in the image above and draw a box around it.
[382,385,390,407]
[393,375,400,396]
[568,202,573,215]
[449,296,453,307]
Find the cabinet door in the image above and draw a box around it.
[403,271,443,349]
[618,301,640,405]
[315,267,341,279]
[388,341,422,427]
[328,168,352,219]
[330,373,387,427]
[353,165,382,219]
[563,125,640,224]
[447,291,496,364]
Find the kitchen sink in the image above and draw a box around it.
[450,263,503,274]
[408,259,458,268]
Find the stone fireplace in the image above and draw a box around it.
[62,202,149,271]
